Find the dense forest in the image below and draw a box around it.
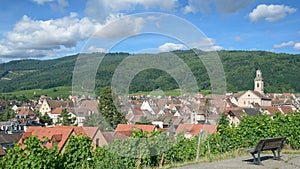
[0,50,300,94]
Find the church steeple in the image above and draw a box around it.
[254,69,264,94]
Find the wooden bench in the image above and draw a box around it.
[245,136,286,164]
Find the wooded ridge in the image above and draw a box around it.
[0,50,299,93]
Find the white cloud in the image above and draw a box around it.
[32,0,54,5]
[234,36,243,42]
[158,39,223,52]
[54,0,68,12]
[189,38,223,51]
[0,12,148,58]
[183,0,253,14]
[202,45,223,51]
[86,0,177,22]
[249,4,297,22]
[0,13,101,57]
[88,46,107,53]
[158,43,187,51]
[273,41,294,48]
[33,0,68,12]
[294,43,300,50]
[95,15,144,38]
[190,38,215,48]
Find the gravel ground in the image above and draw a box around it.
[174,154,300,169]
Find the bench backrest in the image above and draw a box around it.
[262,137,285,151]
[253,137,285,152]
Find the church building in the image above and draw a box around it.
[237,70,272,108]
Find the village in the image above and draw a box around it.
[0,69,299,157]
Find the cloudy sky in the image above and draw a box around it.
[0,0,299,62]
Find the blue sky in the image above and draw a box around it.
[0,0,299,62]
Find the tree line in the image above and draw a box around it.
[1,50,300,93]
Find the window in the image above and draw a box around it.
[257,83,259,88]
[42,141,47,145]
[96,138,99,147]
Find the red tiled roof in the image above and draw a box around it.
[115,124,156,133]
[176,124,217,135]
[51,107,63,114]
[53,126,101,139]
[82,127,99,138]
[53,126,87,136]
[19,126,74,152]
[131,106,144,115]
[280,106,293,114]
[266,107,281,116]
[131,100,142,105]
[40,95,47,99]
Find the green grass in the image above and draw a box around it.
[131,89,212,97]
[131,89,182,96]
[0,86,72,99]
[1,87,211,100]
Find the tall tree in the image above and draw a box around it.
[40,113,53,125]
[57,109,76,126]
[98,86,126,128]
[0,108,15,121]
[83,113,113,131]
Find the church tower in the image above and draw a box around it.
[254,69,264,94]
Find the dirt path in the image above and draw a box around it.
[174,154,300,169]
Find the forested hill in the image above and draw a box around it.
[0,50,300,93]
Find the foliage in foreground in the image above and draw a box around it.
[3,111,300,168]
[204,111,300,155]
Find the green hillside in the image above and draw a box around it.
[0,50,299,94]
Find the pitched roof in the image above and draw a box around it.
[47,100,74,109]
[16,107,34,116]
[131,106,144,115]
[19,126,74,152]
[77,100,99,114]
[82,127,99,139]
[51,107,63,114]
[115,124,156,133]
[265,107,281,116]
[53,126,86,135]
[176,124,217,135]
[0,145,6,156]
[52,126,102,140]
[252,91,271,100]
[228,109,244,120]
[157,112,183,125]
[0,133,21,144]
[243,108,261,116]
[280,106,293,114]
[102,132,129,144]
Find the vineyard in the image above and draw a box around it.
[2,111,300,168]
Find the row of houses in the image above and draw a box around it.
[0,123,217,156]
